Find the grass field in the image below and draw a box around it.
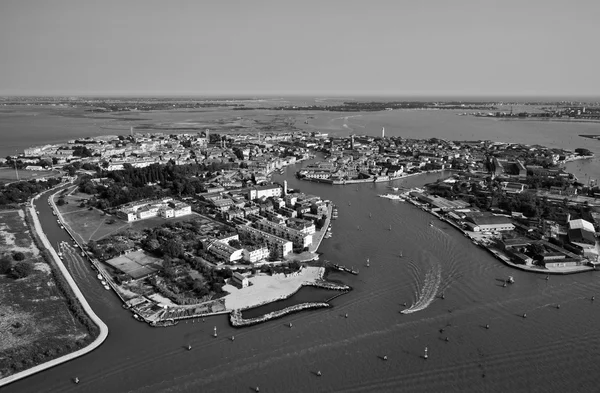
[0,167,61,183]
[0,210,89,379]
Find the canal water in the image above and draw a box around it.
[5,108,600,392]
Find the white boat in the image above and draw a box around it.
[507,276,515,284]
[103,285,110,290]
[101,280,107,285]
[379,194,403,200]
[97,274,102,280]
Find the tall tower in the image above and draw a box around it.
[350,135,354,150]
[283,180,288,195]
[382,127,385,138]
[205,129,209,142]
[130,126,133,136]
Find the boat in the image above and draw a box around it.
[101,280,107,285]
[366,258,370,267]
[399,251,403,258]
[389,187,399,191]
[429,221,434,227]
[97,274,102,280]
[103,285,110,290]
[379,194,403,200]
[74,377,79,384]
[507,276,515,284]
[80,251,85,257]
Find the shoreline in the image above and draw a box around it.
[404,190,595,276]
[298,169,448,186]
[0,190,109,388]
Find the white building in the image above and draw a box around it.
[116,198,191,222]
[205,239,243,263]
[248,184,282,200]
[242,246,270,263]
[255,219,313,248]
[237,225,293,257]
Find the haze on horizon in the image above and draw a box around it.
[1,0,598,97]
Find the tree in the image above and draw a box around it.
[0,256,12,274]
[57,198,65,206]
[12,251,25,261]
[12,262,34,279]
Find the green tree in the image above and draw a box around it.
[12,262,34,279]
[12,251,25,261]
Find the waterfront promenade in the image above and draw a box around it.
[0,192,108,388]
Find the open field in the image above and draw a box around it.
[0,210,89,379]
[0,167,61,184]
[223,267,324,310]
[56,191,205,243]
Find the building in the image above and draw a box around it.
[231,272,249,288]
[464,213,515,232]
[116,198,191,222]
[248,184,282,200]
[237,225,293,257]
[568,219,595,233]
[242,246,269,263]
[254,219,313,248]
[205,239,243,263]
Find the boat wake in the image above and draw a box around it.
[402,262,442,314]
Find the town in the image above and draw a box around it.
[1,128,599,330]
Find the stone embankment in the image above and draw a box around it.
[230,302,331,327]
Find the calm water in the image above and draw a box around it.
[4,104,600,392]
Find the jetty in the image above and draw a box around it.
[230,302,331,327]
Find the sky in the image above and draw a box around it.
[1,0,599,97]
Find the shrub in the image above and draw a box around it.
[12,261,34,278]
[12,251,25,261]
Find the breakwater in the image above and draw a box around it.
[230,302,331,327]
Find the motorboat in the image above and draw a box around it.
[379,194,403,200]
[507,276,515,284]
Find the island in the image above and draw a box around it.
[1,101,600,386]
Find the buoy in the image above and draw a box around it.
[383,355,388,360]
[74,377,79,384]
[231,335,235,341]
[187,345,192,351]
[441,293,445,300]
[403,302,407,307]
[345,313,348,318]
[546,275,549,281]
[213,326,217,337]
[317,370,322,377]
[503,282,507,288]
[485,324,489,329]
[289,322,293,328]
[424,347,428,359]
[592,296,595,301]
[445,337,449,342]
[523,313,527,318]
[557,304,560,309]
[255,387,260,392]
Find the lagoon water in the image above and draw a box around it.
[4,104,600,392]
